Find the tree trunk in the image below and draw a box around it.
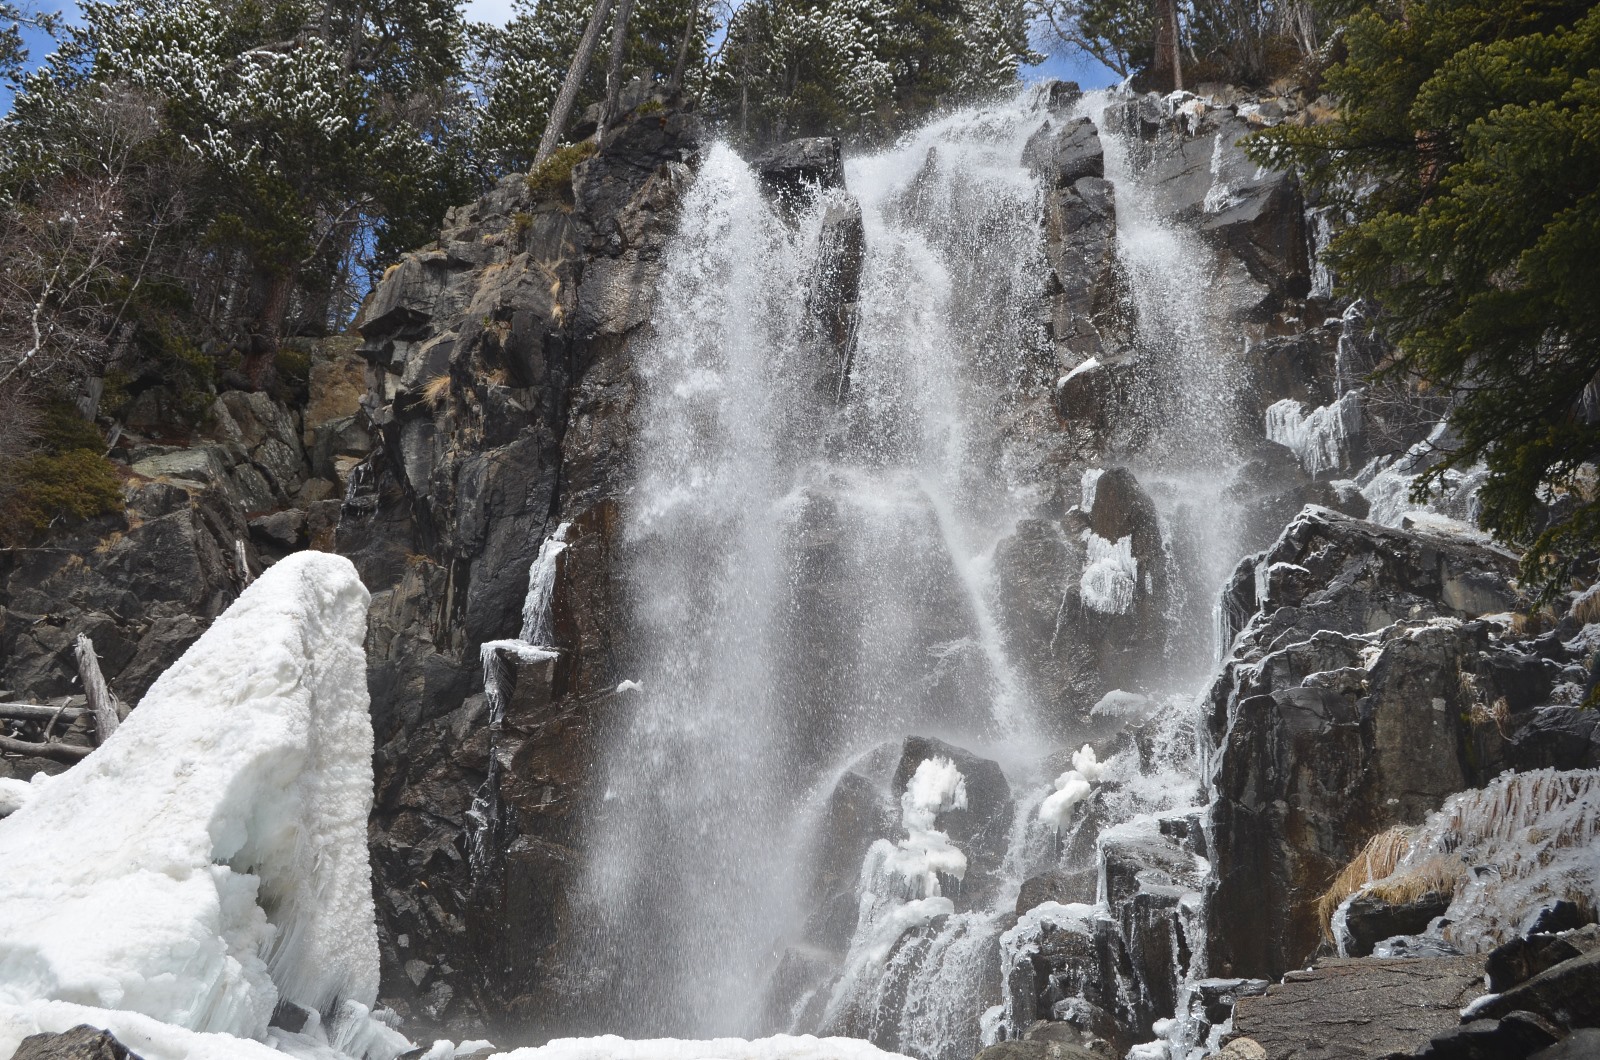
[534,0,617,168]
[668,0,697,94]
[1151,0,1184,93]
[73,634,119,744]
[243,267,293,391]
[599,0,639,140]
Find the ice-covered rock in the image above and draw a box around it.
[0,551,388,1052]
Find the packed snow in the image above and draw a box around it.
[1080,532,1138,615]
[0,551,401,1058]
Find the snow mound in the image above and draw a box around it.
[489,1035,914,1060]
[883,757,969,895]
[0,551,385,1048]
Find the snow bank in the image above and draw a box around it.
[489,1035,913,1060]
[0,551,385,1047]
[1080,533,1137,615]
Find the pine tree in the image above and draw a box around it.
[1248,0,1600,596]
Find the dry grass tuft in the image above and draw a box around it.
[1317,827,1413,938]
[422,372,452,408]
[1364,855,1463,907]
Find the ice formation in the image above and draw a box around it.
[489,1035,914,1060]
[519,522,571,645]
[0,776,36,817]
[1264,392,1362,476]
[1343,768,1600,953]
[884,757,970,895]
[1057,356,1101,390]
[1039,745,1104,828]
[0,551,394,1054]
[1079,468,1104,512]
[1080,533,1138,615]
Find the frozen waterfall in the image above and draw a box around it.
[565,85,1260,1058]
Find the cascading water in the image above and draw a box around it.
[563,85,1262,1057]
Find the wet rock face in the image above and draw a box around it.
[755,136,845,204]
[338,95,700,1038]
[1229,956,1486,1060]
[1204,507,1599,981]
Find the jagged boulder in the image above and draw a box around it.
[11,1026,142,1060]
[1203,508,1600,981]
[754,137,845,204]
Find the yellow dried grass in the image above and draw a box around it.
[421,372,452,408]
[1317,827,1412,939]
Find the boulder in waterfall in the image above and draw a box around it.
[892,736,1012,876]
[0,551,404,1057]
[1043,174,1126,372]
[754,137,845,204]
[803,770,897,951]
[807,195,865,403]
[1097,816,1205,1028]
[1023,117,1104,187]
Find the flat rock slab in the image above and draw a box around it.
[1230,957,1485,1059]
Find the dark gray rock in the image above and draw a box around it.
[1229,956,1485,1060]
[12,1026,141,1060]
[1477,946,1600,1029]
[754,137,844,204]
[1024,118,1104,187]
[1343,891,1453,958]
[1531,1028,1600,1059]
[1420,1014,1560,1060]
[1487,934,1585,994]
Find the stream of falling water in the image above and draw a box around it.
[570,85,1255,1054]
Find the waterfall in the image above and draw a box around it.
[566,85,1259,1056]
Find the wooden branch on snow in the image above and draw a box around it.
[0,734,91,763]
[73,634,119,743]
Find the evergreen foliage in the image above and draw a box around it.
[710,0,1035,143]
[1248,0,1600,596]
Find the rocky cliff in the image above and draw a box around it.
[3,79,1599,1060]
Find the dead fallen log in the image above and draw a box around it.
[0,703,89,723]
[0,734,91,763]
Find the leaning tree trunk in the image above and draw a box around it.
[1151,0,1184,93]
[668,0,697,94]
[598,0,639,140]
[534,0,617,168]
